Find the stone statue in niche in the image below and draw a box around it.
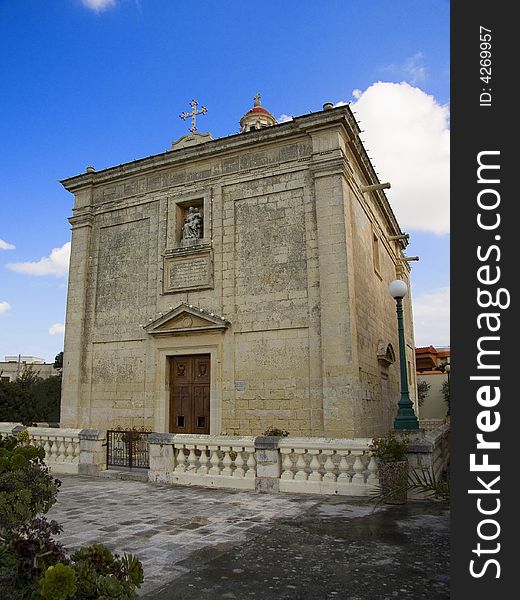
[181,206,203,245]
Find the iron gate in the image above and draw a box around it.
[106,429,150,469]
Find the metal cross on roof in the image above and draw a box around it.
[179,99,208,133]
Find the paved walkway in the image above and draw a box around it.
[48,475,449,599]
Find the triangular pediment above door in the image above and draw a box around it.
[143,303,230,336]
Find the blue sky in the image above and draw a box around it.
[0,0,449,363]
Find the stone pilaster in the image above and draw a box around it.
[148,433,176,483]
[61,209,94,428]
[78,429,106,475]
[254,436,281,492]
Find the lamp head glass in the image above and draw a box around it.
[389,279,408,299]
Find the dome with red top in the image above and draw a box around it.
[240,93,277,133]
[246,106,271,115]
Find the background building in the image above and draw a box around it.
[0,355,59,382]
[416,345,450,421]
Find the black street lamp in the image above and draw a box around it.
[389,279,419,430]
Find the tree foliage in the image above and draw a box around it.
[53,352,64,372]
[417,380,431,407]
[442,380,450,415]
[0,369,61,424]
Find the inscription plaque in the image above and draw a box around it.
[163,248,213,293]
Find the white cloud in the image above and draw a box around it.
[7,242,71,278]
[412,287,450,347]
[382,52,427,85]
[49,323,66,336]
[82,0,116,12]
[351,81,450,234]
[277,114,293,123]
[0,301,11,315]
[0,239,15,250]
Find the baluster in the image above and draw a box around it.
[323,450,336,481]
[187,446,197,472]
[233,448,245,478]
[174,447,187,472]
[222,448,233,476]
[294,449,308,480]
[43,438,51,461]
[346,452,356,479]
[245,448,256,478]
[57,439,66,462]
[367,454,379,484]
[337,451,350,483]
[197,447,209,475]
[280,449,294,480]
[49,438,59,463]
[73,439,80,463]
[307,449,322,481]
[352,451,365,484]
[65,438,74,462]
[208,446,221,476]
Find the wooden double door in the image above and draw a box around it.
[169,354,210,434]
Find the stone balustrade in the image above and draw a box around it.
[0,424,105,475]
[278,437,378,496]
[26,426,81,474]
[420,418,449,431]
[406,422,450,491]
[148,433,257,490]
[0,423,20,435]
[1,423,450,498]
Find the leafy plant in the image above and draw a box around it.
[263,426,289,437]
[40,563,77,600]
[0,434,144,599]
[406,468,450,501]
[369,432,409,463]
[371,467,450,506]
[417,380,431,406]
[71,544,143,599]
[442,380,450,415]
[0,433,61,530]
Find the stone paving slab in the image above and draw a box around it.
[47,475,318,595]
[47,475,449,599]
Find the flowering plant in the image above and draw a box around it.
[369,432,409,463]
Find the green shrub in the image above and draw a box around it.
[40,563,77,600]
[0,435,144,599]
[0,434,61,530]
[71,544,143,599]
[263,426,289,437]
[369,432,409,463]
[417,380,431,406]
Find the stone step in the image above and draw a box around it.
[98,468,149,482]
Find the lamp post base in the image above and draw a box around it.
[393,414,420,430]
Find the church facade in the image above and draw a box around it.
[60,98,416,438]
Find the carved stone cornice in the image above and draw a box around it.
[143,303,229,336]
[59,108,354,192]
[68,212,94,229]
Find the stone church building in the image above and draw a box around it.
[60,97,417,438]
